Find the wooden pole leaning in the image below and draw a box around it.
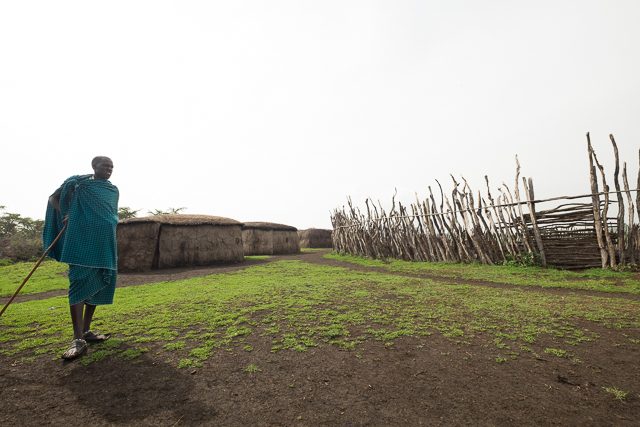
[0,223,67,318]
[523,177,547,267]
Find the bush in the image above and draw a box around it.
[3,234,43,261]
[503,252,540,267]
[0,206,44,262]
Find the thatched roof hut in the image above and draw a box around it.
[242,222,300,255]
[117,214,243,272]
[298,228,333,248]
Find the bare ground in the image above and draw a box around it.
[1,250,639,426]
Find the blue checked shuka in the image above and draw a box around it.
[43,175,119,305]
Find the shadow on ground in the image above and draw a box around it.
[62,351,215,425]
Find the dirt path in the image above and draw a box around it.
[5,250,640,304]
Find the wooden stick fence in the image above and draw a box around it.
[331,134,640,269]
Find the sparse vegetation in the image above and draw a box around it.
[602,386,628,401]
[244,363,260,373]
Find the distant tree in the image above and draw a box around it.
[167,207,186,214]
[0,206,44,261]
[118,207,140,220]
[148,207,186,216]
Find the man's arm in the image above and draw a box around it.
[49,188,62,213]
[49,187,70,223]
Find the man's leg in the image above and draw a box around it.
[69,303,85,340]
[63,303,89,359]
[81,303,110,342]
[82,303,97,334]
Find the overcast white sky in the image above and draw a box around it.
[1,1,639,229]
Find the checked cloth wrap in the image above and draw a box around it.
[43,174,119,305]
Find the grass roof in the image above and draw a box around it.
[242,222,297,231]
[120,214,242,226]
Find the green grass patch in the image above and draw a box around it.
[164,341,186,351]
[0,260,68,297]
[1,260,639,368]
[325,253,640,294]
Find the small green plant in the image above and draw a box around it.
[164,341,186,351]
[178,358,201,369]
[602,386,628,401]
[503,252,540,267]
[544,348,568,358]
[495,356,507,363]
[244,363,261,373]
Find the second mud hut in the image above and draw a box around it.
[242,222,300,255]
[298,228,333,248]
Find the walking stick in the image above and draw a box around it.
[0,223,67,317]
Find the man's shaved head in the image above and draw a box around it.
[92,156,112,168]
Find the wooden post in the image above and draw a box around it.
[485,176,515,259]
[428,187,456,261]
[622,163,636,264]
[481,196,507,262]
[591,142,618,268]
[610,134,625,265]
[451,178,493,264]
[498,189,524,257]
[522,177,547,267]
[637,150,640,225]
[514,157,536,254]
[587,133,609,268]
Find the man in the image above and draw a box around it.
[43,156,119,360]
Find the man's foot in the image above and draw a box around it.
[61,339,88,360]
[83,330,111,343]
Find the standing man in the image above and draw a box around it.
[43,156,119,360]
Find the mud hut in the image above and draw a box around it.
[298,228,333,248]
[117,214,243,272]
[242,222,300,255]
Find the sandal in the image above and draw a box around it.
[83,330,111,343]
[61,339,88,360]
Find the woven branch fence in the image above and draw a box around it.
[331,134,640,269]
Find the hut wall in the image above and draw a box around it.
[158,224,243,268]
[272,230,300,254]
[117,222,161,272]
[298,228,333,248]
[242,228,273,255]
